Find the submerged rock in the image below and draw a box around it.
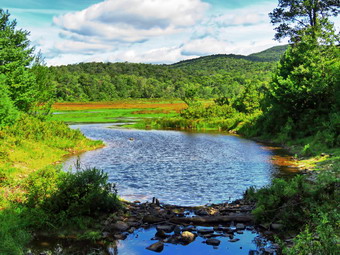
[197,228,214,235]
[156,225,175,233]
[146,242,164,253]
[205,238,221,246]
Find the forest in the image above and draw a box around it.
[49,46,286,101]
[0,0,339,254]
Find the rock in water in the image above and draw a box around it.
[181,231,196,244]
[112,221,129,232]
[146,242,164,252]
[197,228,214,235]
[206,238,221,246]
[236,223,245,230]
[156,225,175,233]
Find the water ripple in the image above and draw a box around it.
[64,124,280,206]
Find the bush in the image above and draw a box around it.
[24,166,122,227]
[0,207,31,255]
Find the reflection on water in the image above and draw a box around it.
[28,226,277,255]
[63,124,296,206]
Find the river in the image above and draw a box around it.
[63,123,295,206]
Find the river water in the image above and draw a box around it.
[29,123,294,254]
[64,123,294,206]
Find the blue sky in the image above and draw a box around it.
[1,0,337,66]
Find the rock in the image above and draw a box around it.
[128,221,141,228]
[236,230,243,234]
[114,233,128,240]
[264,247,276,254]
[112,221,129,232]
[197,228,214,235]
[155,230,168,239]
[146,242,164,253]
[236,223,245,230]
[128,227,136,234]
[156,225,175,233]
[228,238,240,242]
[271,223,283,231]
[174,225,181,235]
[249,250,259,255]
[182,226,196,232]
[102,231,111,239]
[195,209,209,216]
[270,243,280,249]
[206,238,221,246]
[181,231,196,244]
[143,215,163,223]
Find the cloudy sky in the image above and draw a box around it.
[1,0,338,66]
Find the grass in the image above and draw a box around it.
[52,99,188,123]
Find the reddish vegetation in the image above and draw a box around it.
[53,101,187,111]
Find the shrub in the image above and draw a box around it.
[24,166,122,227]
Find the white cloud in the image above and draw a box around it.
[181,37,232,56]
[53,0,209,43]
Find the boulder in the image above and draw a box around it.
[236,223,245,230]
[155,230,168,239]
[181,231,196,244]
[112,221,129,232]
[156,225,175,233]
[143,215,163,223]
[146,242,164,253]
[271,223,283,231]
[197,228,214,235]
[206,238,221,246]
[228,238,240,242]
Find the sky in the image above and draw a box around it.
[1,0,338,66]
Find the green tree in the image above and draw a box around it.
[0,74,19,126]
[0,9,38,112]
[269,0,339,41]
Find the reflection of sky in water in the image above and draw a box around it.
[29,226,275,255]
[64,124,279,206]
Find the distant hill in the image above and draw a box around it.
[247,45,288,62]
[50,45,288,101]
[172,45,288,68]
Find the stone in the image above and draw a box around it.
[236,230,244,234]
[143,215,163,223]
[155,230,168,239]
[114,233,128,240]
[197,228,214,235]
[181,231,196,244]
[156,225,175,233]
[146,242,164,253]
[174,225,181,235]
[195,209,209,216]
[236,223,245,230]
[264,247,276,254]
[206,238,221,246]
[128,227,136,234]
[182,226,196,232]
[228,238,240,242]
[112,221,129,232]
[128,221,141,228]
[271,223,283,230]
[102,231,110,238]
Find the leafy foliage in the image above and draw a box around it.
[25,166,122,222]
[269,0,340,41]
[0,9,54,126]
[48,46,286,102]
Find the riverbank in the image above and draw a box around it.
[1,115,338,254]
[0,115,106,254]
